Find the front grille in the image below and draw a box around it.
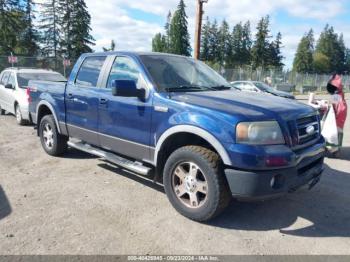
[294,114,320,148]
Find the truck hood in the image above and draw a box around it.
[170,90,315,121]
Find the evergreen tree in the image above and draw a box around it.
[207,19,219,62]
[40,0,61,58]
[164,11,171,51]
[152,33,167,52]
[218,19,231,66]
[62,0,94,59]
[200,17,211,61]
[103,40,116,52]
[315,25,345,73]
[168,0,191,56]
[241,21,252,65]
[251,15,271,69]
[313,52,330,73]
[293,29,314,73]
[345,48,350,73]
[230,22,243,67]
[269,32,284,68]
[19,0,39,55]
[0,0,21,54]
[59,0,73,57]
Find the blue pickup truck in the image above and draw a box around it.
[28,52,325,221]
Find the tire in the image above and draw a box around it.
[163,146,231,222]
[39,115,68,156]
[15,104,26,125]
[0,105,5,115]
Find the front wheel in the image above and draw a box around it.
[163,146,231,222]
[39,115,68,156]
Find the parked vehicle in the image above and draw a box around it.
[231,81,295,99]
[0,68,66,125]
[28,52,325,221]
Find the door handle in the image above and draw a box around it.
[67,93,74,100]
[99,98,108,104]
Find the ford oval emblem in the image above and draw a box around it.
[306,125,315,135]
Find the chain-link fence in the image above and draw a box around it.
[221,67,350,94]
[1,56,349,94]
[0,56,75,77]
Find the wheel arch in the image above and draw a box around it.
[36,101,61,134]
[154,125,232,168]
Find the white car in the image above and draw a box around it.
[231,81,295,99]
[0,68,66,125]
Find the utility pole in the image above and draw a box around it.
[194,0,208,60]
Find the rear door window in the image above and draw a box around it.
[75,56,106,87]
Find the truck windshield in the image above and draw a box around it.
[140,55,232,92]
[17,72,67,88]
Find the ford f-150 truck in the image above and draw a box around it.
[28,52,325,221]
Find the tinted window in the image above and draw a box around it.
[107,56,142,88]
[76,56,106,87]
[0,72,10,85]
[17,72,66,88]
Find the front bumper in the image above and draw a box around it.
[224,143,325,200]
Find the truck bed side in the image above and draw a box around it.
[28,80,67,127]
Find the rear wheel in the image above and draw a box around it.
[15,105,26,125]
[39,115,68,156]
[163,146,231,222]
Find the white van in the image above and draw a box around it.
[0,68,66,125]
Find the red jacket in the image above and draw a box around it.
[330,75,347,129]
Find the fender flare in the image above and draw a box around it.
[36,101,61,133]
[154,125,232,166]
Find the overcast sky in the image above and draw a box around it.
[85,0,350,69]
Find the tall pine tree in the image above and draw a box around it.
[200,17,211,61]
[63,0,94,59]
[208,19,220,63]
[293,29,314,73]
[269,32,284,68]
[40,0,61,58]
[0,0,21,54]
[168,0,191,56]
[19,0,39,56]
[251,16,271,69]
[218,19,231,66]
[152,33,167,52]
[315,25,346,73]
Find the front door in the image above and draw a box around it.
[98,56,153,162]
[65,56,107,145]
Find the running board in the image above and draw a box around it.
[67,140,152,176]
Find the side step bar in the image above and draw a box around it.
[67,140,152,176]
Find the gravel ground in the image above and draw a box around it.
[0,98,349,255]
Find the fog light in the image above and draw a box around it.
[266,156,288,167]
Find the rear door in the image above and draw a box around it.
[65,56,107,145]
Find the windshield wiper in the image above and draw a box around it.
[210,85,233,90]
[165,85,215,92]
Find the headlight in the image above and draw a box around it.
[236,121,285,145]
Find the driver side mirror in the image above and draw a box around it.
[5,84,14,89]
[111,80,146,101]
